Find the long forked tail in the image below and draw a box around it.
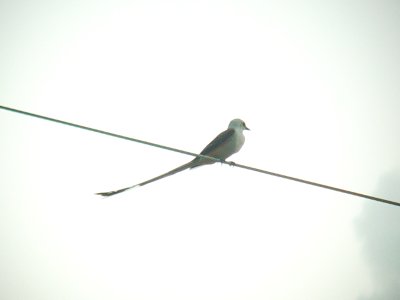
[96,160,196,197]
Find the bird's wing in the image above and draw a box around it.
[199,128,235,157]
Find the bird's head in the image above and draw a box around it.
[229,119,250,131]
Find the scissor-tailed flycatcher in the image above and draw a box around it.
[96,118,249,197]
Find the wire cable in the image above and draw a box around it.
[1,104,398,207]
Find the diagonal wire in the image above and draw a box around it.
[1,104,399,207]
[0,105,215,161]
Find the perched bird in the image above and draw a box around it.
[96,118,249,196]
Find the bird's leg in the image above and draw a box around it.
[219,159,236,167]
[227,160,236,167]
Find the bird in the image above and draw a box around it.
[96,118,249,196]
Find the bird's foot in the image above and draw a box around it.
[227,160,236,167]
[220,159,236,167]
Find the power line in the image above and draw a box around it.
[1,104,398,207]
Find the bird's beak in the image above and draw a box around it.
[245,125,250,131]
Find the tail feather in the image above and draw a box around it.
[96,160,196,197]
[96,186,134,197]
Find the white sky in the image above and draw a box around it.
[1,1,400,299]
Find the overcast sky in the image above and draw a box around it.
[1,1,400,299]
